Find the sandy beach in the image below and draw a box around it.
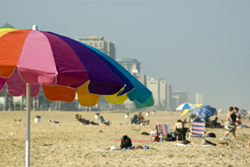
[0,110,250,167]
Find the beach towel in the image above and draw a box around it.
[115,139,153,142]
[236,145,249,148]
[96,146,136,152]
[174,143,213,147]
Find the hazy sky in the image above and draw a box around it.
[1,0,250,111]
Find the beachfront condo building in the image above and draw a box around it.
[75,36,116,60]
[146,78,174,110]
[166,84,173,111]
[159,79,174,111]
[116,58,141,74]
[133,73,147,86]
[117,58,146,85]
[196,92,204,104]
[159,79,166,110]
[147,78,160,107]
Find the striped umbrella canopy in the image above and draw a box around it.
[181,104,202,116]
[176,102,196,111]
[0,26,154,167]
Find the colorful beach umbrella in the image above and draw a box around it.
[190,105,217,119]
[0,26,154,167]
[176,102,196,111]
[181,104,202,116]
[0,26,153,108]
[218,108,223,113]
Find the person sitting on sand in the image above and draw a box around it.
[248,141,250,148]
[174,120,184,131]
[174,119,187,140]
[131,114,140,124]
[182,140,229,147]
[138,112,150,125]
[211,117,223,128]
[75,114,98,125]
[120,135,132,149]
[205,118,211,127]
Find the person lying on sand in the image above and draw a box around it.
[75,114,110,126]
[99,116,110,126]
[131,114,140,124]
[75,114,98,125]
[182,140,229,147]
[236,141,250,148]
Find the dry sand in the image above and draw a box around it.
[0,110,250,167]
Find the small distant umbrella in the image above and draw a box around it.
[190,105,217,119]
[218,108,223,113]
[176,103,197,111]
[239,109,247,114]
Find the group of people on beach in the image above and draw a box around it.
[75,111,150,126]
[176,106,250,147]
[224,106,239,139]
[131,112,150,125]
[75,108,250,149]
[223,107,249,138]
[225,106,250,148]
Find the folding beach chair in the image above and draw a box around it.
[188,121,205,142]
[156,123,171,139]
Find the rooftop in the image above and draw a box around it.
[1,23,14,28]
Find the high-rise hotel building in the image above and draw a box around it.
[75,36,116,60]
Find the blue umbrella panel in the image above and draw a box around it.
[190,105,216,119]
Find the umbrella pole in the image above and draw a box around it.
[26,83,31,167]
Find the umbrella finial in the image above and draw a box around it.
[32,25,38,31]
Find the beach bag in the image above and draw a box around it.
[120,135,132,148]
[206,133,216,138]
[166,133,176,141]
[225,121,235,132]
[152,135,160,142]
[141,132,150,135]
